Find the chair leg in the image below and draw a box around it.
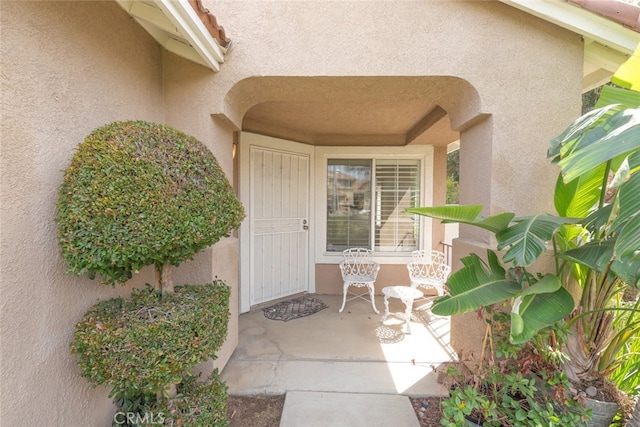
[339,283,349,313]
[368,284,379,314]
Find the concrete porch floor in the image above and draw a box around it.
[220,294,456,426]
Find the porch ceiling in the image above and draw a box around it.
[243,98,458,148]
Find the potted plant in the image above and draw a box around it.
[408,73,640,425]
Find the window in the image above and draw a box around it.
[327,158,420,253]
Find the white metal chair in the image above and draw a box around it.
[407,249,451,297]
[339,248,380,313]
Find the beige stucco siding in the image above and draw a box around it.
[0,1,164,425]
[194,0,582,221]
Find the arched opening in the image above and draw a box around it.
[225,76,489,357]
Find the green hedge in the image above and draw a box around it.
[56,120,245,284]
[71,281,230,399]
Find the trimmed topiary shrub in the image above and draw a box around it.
[71,281,230,424]
[58,121,243,424]
[158,372,228,427]
[56,120,245,289]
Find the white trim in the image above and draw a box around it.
[156,0,226,70]
[314,145,434,266]
[116,0,226,72]
[499,0,640,54]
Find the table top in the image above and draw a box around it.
[382,285,423,299]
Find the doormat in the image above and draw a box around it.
[262,296,328,322]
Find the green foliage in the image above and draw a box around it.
[445,176,459,204]
[446,150,459,182]
[56,120,245,285]
[111,372,228,426]
[159,372,228,427]
[608,297,640,397]
[440,314,591,427]
[446,150,459,204]
[71,281,230,399]
[406,85,640,364]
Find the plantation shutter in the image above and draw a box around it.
[374,159,420,252]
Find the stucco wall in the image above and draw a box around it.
[200,0,582,240]
[0,2,164,424]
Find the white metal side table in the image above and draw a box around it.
[380,285,424,334]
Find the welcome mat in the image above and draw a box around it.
[262,296,328,322]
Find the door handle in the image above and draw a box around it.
[302,219,309,230]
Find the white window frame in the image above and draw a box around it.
[314,146,433,265]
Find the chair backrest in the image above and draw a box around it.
[340,248,379,280]
[407,250,451,290]
[342,247,373,263]
[411,249,446,266]
[340,259,380,279]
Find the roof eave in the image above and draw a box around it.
[116,0,228,72]
[499,0,640,54]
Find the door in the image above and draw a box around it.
[239,133,314,312]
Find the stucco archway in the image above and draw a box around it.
[224,76,490,354]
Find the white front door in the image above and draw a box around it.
[239,133,314,312]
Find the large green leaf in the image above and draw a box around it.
[611,43,640,91]
[611,257,640,289]
[584,204,614,235]
[559,240,616,273]
[554,164,606,218]
[405,205,514,233]
[613,213,640,288]
[615,212,640,260]
[548,106,619,160]
[431,251,521,316]
[611,172,640,235]
[519,274,561,298]
[496,215,579,266]
[510,287,575,344]
[558,107,640,183]
[595,84,640,109]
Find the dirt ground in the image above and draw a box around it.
[226,394,444,427]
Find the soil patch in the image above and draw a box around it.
[226,394,444,426]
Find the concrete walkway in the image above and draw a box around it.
[219,294,455,426]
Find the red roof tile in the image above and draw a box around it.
[568,0,640,32]
[188,0,230,47]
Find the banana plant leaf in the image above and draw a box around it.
[431,251,521,316]
[595,84,640,109]
[548,106,618,160]
[553,163,606,218]
[558,107,640,183]
[405,205,514,234]
[519,273,562,297]
[613,214,640,288]
[611,42,640,91]
[496,215,580,266]
[510,287,575,344]
[611,257,640,289]
[560,240,616,273]
[611,172,640,235]
[584,204,614,235]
